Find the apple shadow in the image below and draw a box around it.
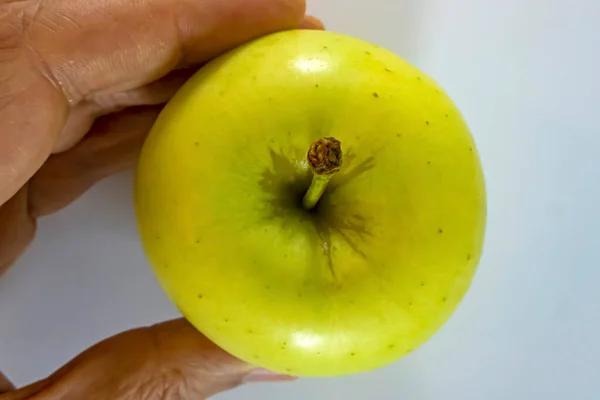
[259,147,376,278]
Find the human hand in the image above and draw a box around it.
[1,319,296,400]
[0,0,323,398]
[0,0,323,275]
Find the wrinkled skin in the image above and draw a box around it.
[0,0,323,398]
[1,320,297,400]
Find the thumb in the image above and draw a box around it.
[148,319,297,399]
[1,319,295,400]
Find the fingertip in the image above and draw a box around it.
[299,15,325,30]
[243,369,298,383]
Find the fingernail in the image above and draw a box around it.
[243,369,298,383]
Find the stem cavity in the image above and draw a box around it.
[302,137,342,210]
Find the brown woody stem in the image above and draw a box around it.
[302,137,342,210]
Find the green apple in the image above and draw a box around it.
[134,29,486,377]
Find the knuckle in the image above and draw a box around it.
[0,0,47,103]
[0,0,40,49]
[1,0,72,103]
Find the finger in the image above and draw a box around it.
[52,13,323,155]
[2,105,159,274]
[0,186,36,277]
[299,15,325,30]
[148,319,296,399]
[53,69,196,153]
[28,106,162,218]
[6,319,295,400]
[27,0,307,102]
[0,62,68,206]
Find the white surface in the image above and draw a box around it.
[1,0,599,399]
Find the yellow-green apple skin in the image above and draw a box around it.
[134,29,486,377]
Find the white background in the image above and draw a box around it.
[1,0,599,399]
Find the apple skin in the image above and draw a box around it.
[134,29,486,377]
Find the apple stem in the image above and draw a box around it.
[302,137,342,210]
[302,174,333,210]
